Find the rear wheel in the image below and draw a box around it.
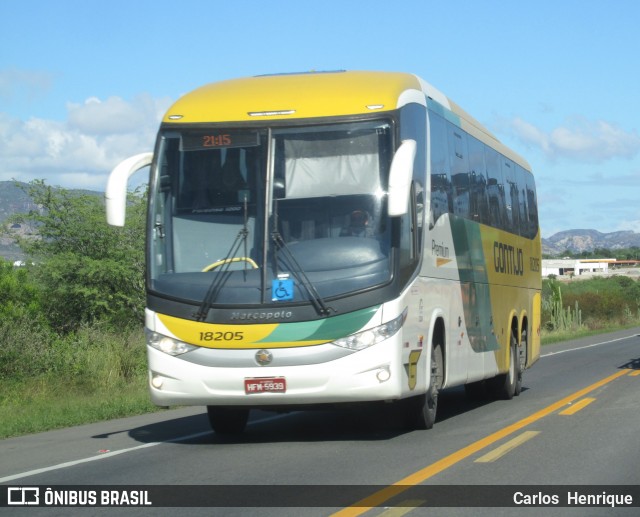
[207,406,250,435]
[514,329,526,396]
[404,343,443,430]
[489,331,520,400]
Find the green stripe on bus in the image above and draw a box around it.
[451,217,499,352]
[257,305,380,344]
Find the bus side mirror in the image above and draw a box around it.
[388,139,416,216]
[105,152,153,226]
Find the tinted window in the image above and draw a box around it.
[427,110,537,238]
[523,167,539,238]
[502,159,520,234]
[448,125,470,219]
[468,137,489,223]
[429,113,451,228]
[485,146,506,229]
[400,103,427,252]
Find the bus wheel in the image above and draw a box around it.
[207,406,249,435]
[404,343,443,430]
[515,330,526,397]
[489,332,520,400]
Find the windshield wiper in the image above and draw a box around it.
[194,197,251,322]
[270,201,333,317]
[271,231,333,317]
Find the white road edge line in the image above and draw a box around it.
[541,334,637,358]
[0,414,286,483]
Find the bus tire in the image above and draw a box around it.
[207,406,250,435]
[404,343,443,430]
[515,330,526,397]
[489,332,519,400]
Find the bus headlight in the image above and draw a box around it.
[146,330,197,356]
[332,309,407,351]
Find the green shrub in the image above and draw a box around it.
[542,276,640,331]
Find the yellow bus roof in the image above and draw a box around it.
[163,71,422,123]
[163,70,531,170]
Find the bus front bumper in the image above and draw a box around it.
[146,342,411,408]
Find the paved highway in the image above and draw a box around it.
[2,327,639,516]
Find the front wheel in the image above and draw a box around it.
[207,406,250,435]
[404,344,443,430]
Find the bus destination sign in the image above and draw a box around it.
[182,131,260,151]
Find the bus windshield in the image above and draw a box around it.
[149,120,394,307]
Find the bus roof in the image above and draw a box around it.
[163,70,531,171]
[163,70,423,123]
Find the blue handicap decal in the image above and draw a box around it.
[272,278,294,301]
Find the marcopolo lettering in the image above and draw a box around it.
[231,311,293,321]
[493,241,524,276]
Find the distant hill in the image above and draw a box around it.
[0,181,40,222]
[0,181,102,262]
[542,229,640,255]
[0,182,40,262]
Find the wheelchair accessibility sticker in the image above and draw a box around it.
[272,278,294,301]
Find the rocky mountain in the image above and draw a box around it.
[0,181,40,222]
[542,229,640,255]
[0,182,40,262]
[0,181,100,262]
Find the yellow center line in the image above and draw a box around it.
[474,430,540,463]
[559,397,596,415]
[630,370,640,377]
[331,368,630,517]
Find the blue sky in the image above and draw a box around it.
[1,0,639,237]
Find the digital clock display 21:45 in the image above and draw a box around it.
[181,130,260,151]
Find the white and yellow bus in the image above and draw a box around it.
[106,71,541,434]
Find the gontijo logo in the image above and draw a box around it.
[493,241,524,276]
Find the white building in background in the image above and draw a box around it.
[542,259,611,277]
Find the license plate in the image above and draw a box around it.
[244,377,286,394]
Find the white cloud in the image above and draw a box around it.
[0,94,172,190]
[505,116,640,163]
[67,94,165,136]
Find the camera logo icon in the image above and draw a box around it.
[8,487,40,505]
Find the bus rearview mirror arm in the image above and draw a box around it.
[105,152,153,226]
[387,139,416,217]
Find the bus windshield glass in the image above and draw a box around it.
[149,120,394,306]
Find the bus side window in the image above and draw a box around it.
[524,168,539,238]
[398,183,418,280]
[484,146,506,229]
[468,137,489,224]
[428,113,451,229]
[448,124,470,220]
[415,181,424,251]
[516,165,529,237]
[502,159,519,234]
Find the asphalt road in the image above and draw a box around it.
[2,327,639,516]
